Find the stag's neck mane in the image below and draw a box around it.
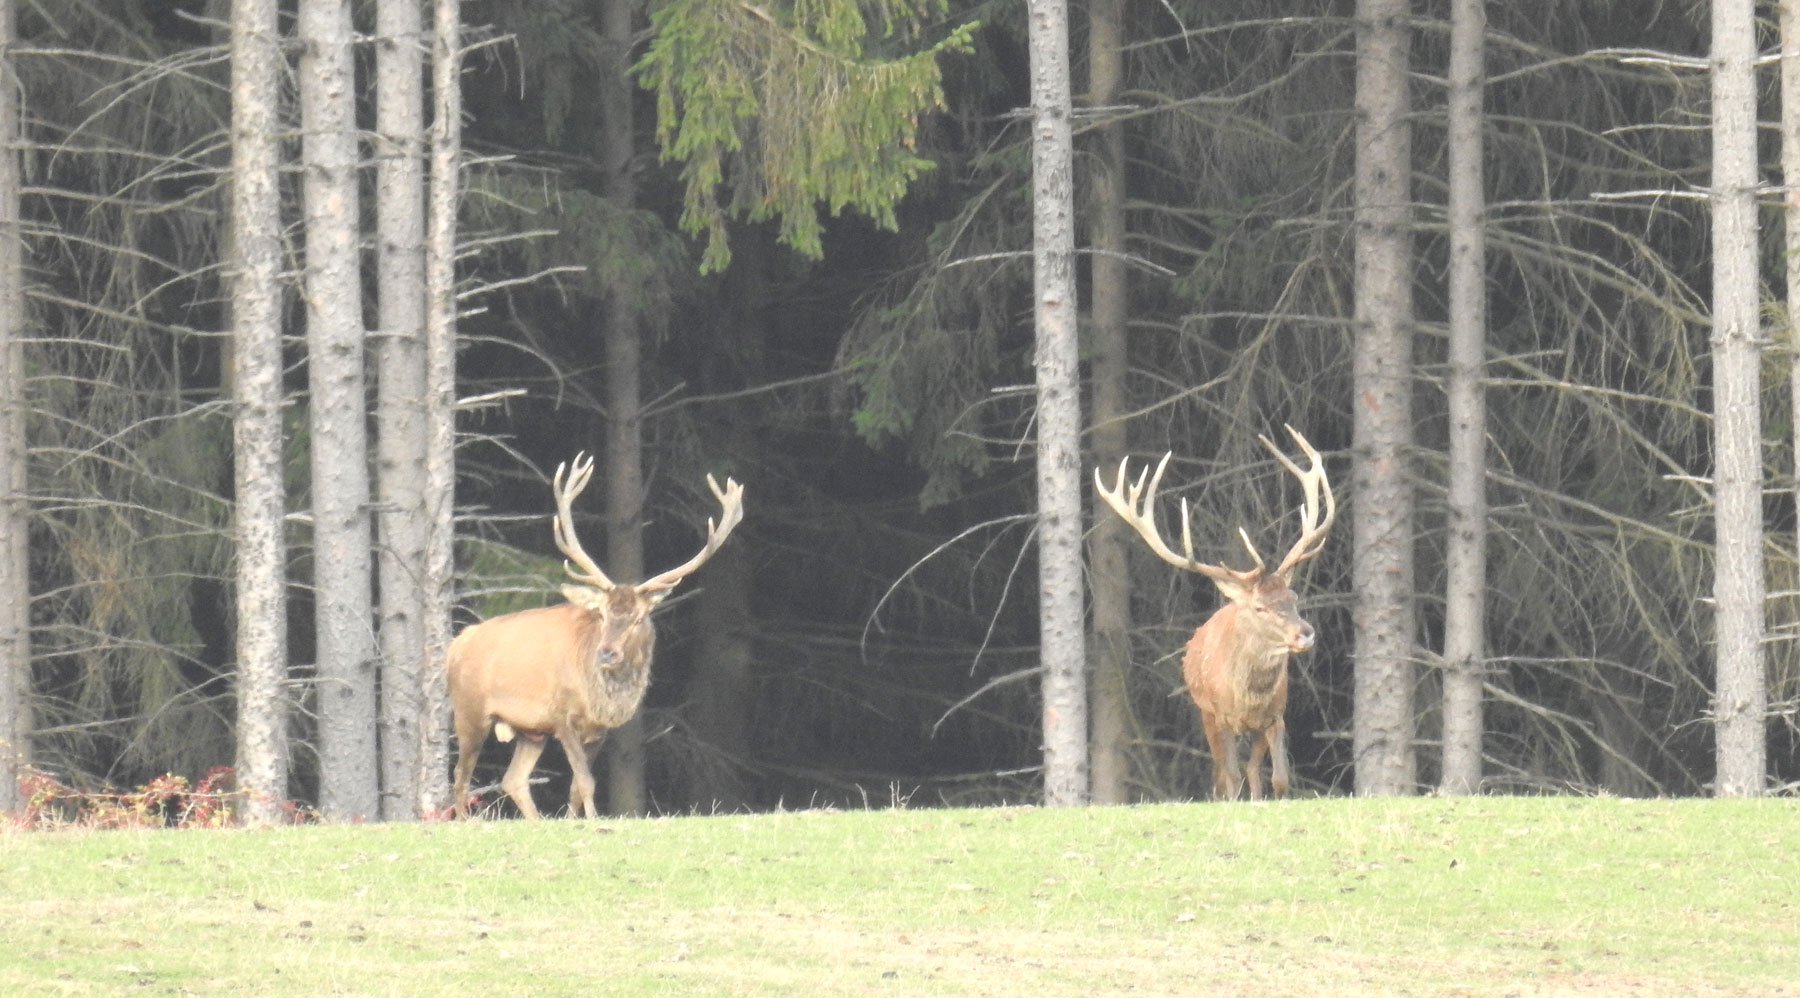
[572,609,655,732]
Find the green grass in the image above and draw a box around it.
[3,796,1795,996]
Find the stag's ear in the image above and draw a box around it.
[561,585,605,610]
[1210,577,1251,603]
[645,589,670,609]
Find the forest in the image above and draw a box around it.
[0,0,1796,822]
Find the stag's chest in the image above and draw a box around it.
[575,658,652,733]
[1183,638,1289,734]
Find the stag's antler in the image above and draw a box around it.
[1258,425,1336,582]
[1093,452,1263,590]
[638,474,746,593]
[1093,425,1335,588]
[552,453,616,589]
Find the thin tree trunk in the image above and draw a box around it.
[229,0,291,826]
[375,0,428,820]
[1711,0,1766,798]
[690,535,753,811]
[418,0,463,817]
[1438,0,1487,796]
[1085,0,1132,805]
[1352,0,1417,796]
[0,0,28,815]
[300,0,379,821]
[1027,0,1088,807]
[599,0,648,816]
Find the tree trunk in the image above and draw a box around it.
[418,0,463,817]
[690,534,754,811]
[1711,0,1766,798]
[0,0,28,816]
[374,0,428,820]
[300,0,379,821]
[1027,0,1088,807]
[1085,0,1132,805]
[229,0,291,825]
[1352,0,1417,796]
[599,0,649,816]
[1438,0,1487,796]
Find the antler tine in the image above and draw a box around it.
[638,473,747,593]
[1094,452,1256,586]
[1260,425,1337,581]
[551,452,616,589]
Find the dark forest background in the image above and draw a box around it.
[10,0,1799,814]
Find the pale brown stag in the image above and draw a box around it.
[1094,426,1335,800]
[448,455,745,818]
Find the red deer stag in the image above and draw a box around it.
[449,455,745,818]
[1094,426,1335,801]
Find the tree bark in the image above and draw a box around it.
[1028,0,1088,807]
[690,536,754,811]
[372,0,428,814]
[374,0,428,820]
[1438,0,1487,796]
[1085,0,1132,805]
[0,0,28,815]
[229,0,291,825]
[1352,0,1417,796]
[599,0,649,816]
[418,0,463,817]
[300,0,379,821]
[1711,0,1766,798]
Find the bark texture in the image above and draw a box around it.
[300,0,379,821]
[1438,0,1487,795]
[1710,0,1766,797]
[229,0,291,825]
[0,0,28,815]
[1028,0,1088,806]
[1351,0,1418,796]
[1086,0,1133,805]
[375,0,428,820]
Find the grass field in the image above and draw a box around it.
[3,796,1795,996]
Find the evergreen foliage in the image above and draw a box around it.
[638,0,977,270]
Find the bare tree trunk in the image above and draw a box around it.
[1438,0,1487,796]
[1711,0,1766,798]
[1028,0,1088,807]
[300,0,379,821]
[229,0,291,825]
[418,0,463,817]
[0,0,28,815]
[1085,0,1132,805]
[599,0,649,816]
[690,535,753,810]
[374,0,428,821]
[1352,0,1417,796]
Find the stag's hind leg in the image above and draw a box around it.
[451,711,493,819]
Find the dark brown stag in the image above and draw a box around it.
[1094,426,1336,800]
[448,455,745,818]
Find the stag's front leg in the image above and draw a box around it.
[559,730,600,819]
[499,737,547,819]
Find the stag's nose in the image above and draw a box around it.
[1289,624,1315,653]
[597,648,622,669]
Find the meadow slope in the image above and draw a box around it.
[3,796,1794,996]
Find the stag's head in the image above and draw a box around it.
[551,454,745,669]
[1094,425,1336,654]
